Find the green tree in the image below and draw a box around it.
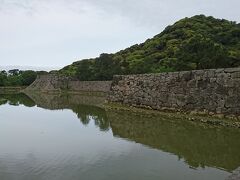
[174,35,230,70]
[8,69,20,76]
[59,15,240,80]
[0,71,7,86]
[21,70,37,86]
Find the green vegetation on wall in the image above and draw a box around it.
[60,15,240,81]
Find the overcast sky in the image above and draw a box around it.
[0,0,239,68]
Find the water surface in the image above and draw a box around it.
[0,93,239,180]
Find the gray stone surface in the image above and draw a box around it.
[25,74,111,93]
[108,68,240,116]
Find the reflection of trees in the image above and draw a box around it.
[24,92,110,131]
[1,93,110,132]
[107,110,240,172]
[0,94,36,107]
[72,105,110,131]
[2,93,240,174]
[0,98,7,105]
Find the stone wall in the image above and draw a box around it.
[25,74,111,93]
[25,74,69,92]
[68,81,112,92]
[108,68,240,116]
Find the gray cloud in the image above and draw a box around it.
[0,0,239,68]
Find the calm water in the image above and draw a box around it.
[0,93,239,180]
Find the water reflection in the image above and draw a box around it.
[0,93,109,132]
[0,93,240,175]
[107,110,240,172]
[72,105,109,131]
[0,93,35,107]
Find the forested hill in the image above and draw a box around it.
[60,15,240,81]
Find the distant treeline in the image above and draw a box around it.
[0,69,44,87]
[60,15,240,81]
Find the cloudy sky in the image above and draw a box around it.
[0,0,239,68]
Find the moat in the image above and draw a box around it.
[0,93,239,180]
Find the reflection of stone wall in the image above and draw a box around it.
[25,74,111,93]
[25,92,106,110]
[108,68,240,116]
[1,93,109,131]
[107,109,240,172]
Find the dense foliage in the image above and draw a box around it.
[60,15,240,80]
[0,69,37,87]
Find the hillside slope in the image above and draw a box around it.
[60,15,240,80]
